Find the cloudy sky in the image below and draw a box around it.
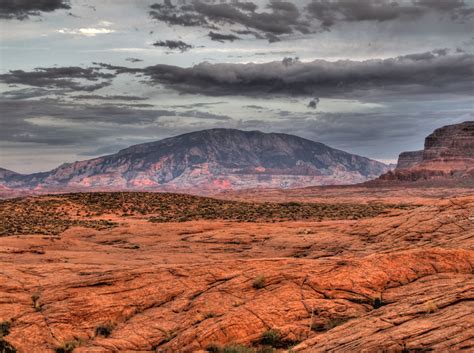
[1,0,473,173]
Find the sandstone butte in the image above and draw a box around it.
[0,187,473,353]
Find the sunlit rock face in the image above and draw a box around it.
[0,129,390,192]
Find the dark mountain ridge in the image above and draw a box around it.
[1,128,390,191]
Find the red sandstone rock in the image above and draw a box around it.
[0,191,472,352]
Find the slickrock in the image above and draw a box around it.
[0,192,472,352]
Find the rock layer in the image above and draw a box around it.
[396,151,424,169]
[379,121,474,183]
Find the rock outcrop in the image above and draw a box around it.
[0,129,390,192]
[379,121,474,183]
[396,151,424,169]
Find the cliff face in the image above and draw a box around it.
[0,129,390,191]
[379,121,474,183]
[396,151,424,169]
[423,121,474,160]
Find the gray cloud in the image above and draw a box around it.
[147,0,474,42]
[153,39,193,51]
[1,87,64,100]
[133,51,473,99]
[125,57,143,63]
[149,0,308,42]
[305,0,474,30]
[208,31,241,42]
[0,0,70,20]
[236,110,473,161]
[0,67,115,92]
[0,98,232,148]
[70,95,149,101]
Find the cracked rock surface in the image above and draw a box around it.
[0,192,472,352]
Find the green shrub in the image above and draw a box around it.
[373,297,383,309]
[222,344,254,353]
[0,321,10,337]
[260,329,281,347]
[0,339,17,353]
[204,312,218,319]
[252,275,266,289]
[95,322,115,337]
[55,340,81,353]
[31,294,42,312]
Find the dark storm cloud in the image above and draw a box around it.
[0,67,115,92]
[308,97,320,109]
[133,51,473,99]
[236,110,473,160]
[0,98,232,148]
[149,0,308,42]
[0,0,70,20]
[148,0,474,42]
[305,0,474,30]
[125,58,143,63]
[208,31,240,42]
[153,40,193,51]
[70,95,149,101]
[93,62,143,75]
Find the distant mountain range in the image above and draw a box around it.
[0,129,390,192]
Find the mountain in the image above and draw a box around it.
[0,129,390,191]
[378,121,474,183]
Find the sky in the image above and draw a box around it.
[0,0,473,173]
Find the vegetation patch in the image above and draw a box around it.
[0,192,414,236]
[31,293,42,312]
[0,339,16,353]
[95,322,115,337]
[55,339,82,353]
[252,275,266,289]
[0,321,10,337]
[206,344,276,353]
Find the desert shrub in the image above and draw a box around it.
[0,339,16,353]
[424,300,438,313]
[260,329,281,347]
[206,343,223,352]
[55,340,81,353]
[373,297,384,309]
[222,344,254,353]
[204,312,218,319]
[95,322,115,337]
[31,294,42,312]
[0,321,10,337]
[206,343,271,353]
[252,275,266,289]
